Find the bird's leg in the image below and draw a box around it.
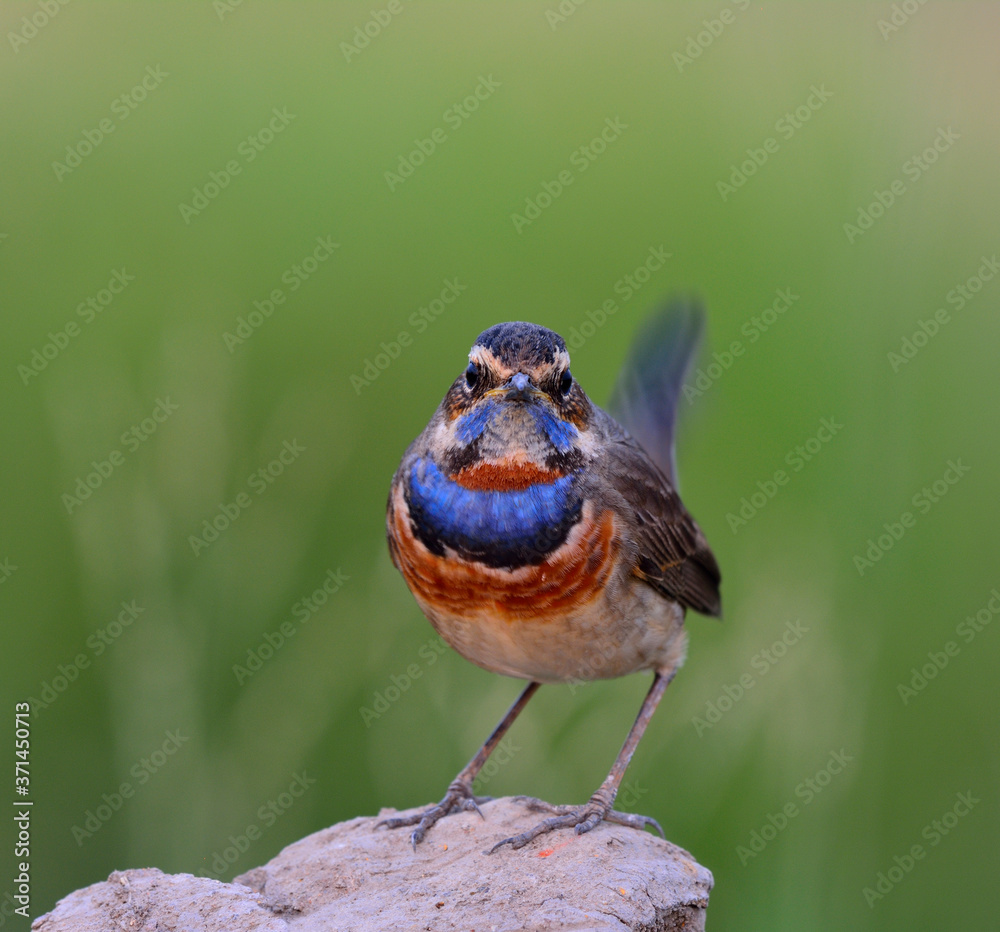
[490,670,674,853]
[379,680,540,847]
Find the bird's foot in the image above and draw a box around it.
[377,780,493,848]
[488,793,664,852]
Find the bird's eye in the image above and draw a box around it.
[465,362,479,388]
[558,368,573,396]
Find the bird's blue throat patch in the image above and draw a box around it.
[406,458,582,568]
[455,399,579,453]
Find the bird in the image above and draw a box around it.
[381,302,721,852]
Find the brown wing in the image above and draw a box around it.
[602,435,722,617]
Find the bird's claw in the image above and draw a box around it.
[488,795,663,853]
[378,782,493,848]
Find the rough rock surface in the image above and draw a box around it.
[33,797,712,931]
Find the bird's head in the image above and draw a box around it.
[432,322,592,468]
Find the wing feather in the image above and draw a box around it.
[604,300,721,616]
[607,299,704,485]
[599,428,721,617]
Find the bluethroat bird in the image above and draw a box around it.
[381,302,721,852]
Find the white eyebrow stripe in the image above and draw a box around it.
[469,345,513,376]
[467,343,571,381]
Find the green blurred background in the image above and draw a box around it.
[2,2,998,928]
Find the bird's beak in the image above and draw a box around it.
[507,372,532,400]
[486,372,542,402]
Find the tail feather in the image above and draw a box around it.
[608,300,705,485]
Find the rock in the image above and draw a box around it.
[31,869,286,932]
[33,797,712,931]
